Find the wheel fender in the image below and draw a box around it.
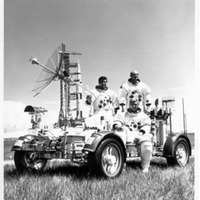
[163,134,192,157]
[11,135,37,151]
[83,131,126,162]
[11,134,51,151]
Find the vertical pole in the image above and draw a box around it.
[76,62,83,119]
[63,49,70,129]
[169,108,172,134]
[58,43,65,128]
[182,98,187,134]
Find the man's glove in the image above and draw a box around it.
[113,124,123,131]
[86,95,92,105]
[134,137,140,145]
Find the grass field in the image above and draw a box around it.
[4,133,195,200]
[4,157,194,200]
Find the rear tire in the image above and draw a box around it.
[14,151,47,173]
[88,138,124,178]
[166,138,190,166]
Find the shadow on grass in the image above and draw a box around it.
[45,164,90,179]
[126,157,169,171]
[4,158,169,179]
[4,157,194,180]
[4,162,91,180]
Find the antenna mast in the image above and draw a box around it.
[58,43,82,129]
[182,98,187,134]
[30,43,82,129]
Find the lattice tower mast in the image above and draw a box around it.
[58,44,65,127]
[58,43,82,128]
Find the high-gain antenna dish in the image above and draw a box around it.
[30,44,63,97]
[30,44,93,97]
[30,43,95,128]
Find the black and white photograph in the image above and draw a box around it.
[3,0,197,199]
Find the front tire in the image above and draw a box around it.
[166,138,190,166]
[88,138,124,178]
[14,151,47,173]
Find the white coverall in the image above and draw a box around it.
[118,81,151,113]
[113,110,153,172]
[85,87,118,130]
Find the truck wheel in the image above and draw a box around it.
[14,151,47,173]
[166,138,190,166]
[89,138,124,178]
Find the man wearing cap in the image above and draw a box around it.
[118,70,151,114]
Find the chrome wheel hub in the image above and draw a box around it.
[102,146,119,174]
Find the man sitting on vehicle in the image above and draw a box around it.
[84,76,118,131]
[113,90,153,173]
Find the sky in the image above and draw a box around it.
[3,0,196,132]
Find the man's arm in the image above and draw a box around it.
[118,82,129,104]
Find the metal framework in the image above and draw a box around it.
[30,43,82,129]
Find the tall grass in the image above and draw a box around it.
[4,157,194,200]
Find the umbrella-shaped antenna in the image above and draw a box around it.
[30,44,63,96]
[30,43,85,128]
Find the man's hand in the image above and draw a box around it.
[86,95,92,105]
[113,124,123,131]
[134,137,140,145]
